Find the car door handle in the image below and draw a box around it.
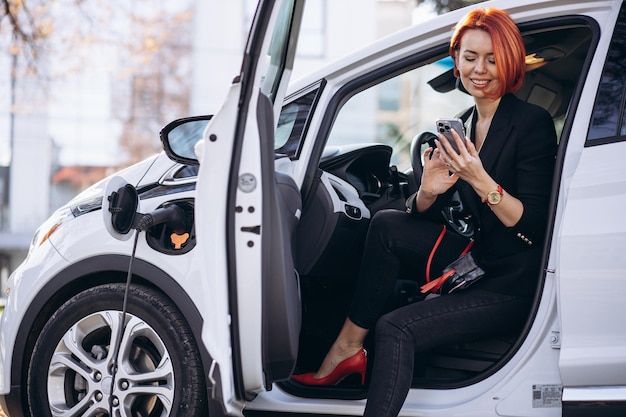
[241,225,261,235]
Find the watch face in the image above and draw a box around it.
[487,191,502,205]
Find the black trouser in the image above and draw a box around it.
[348,209,472,329]
[345,210,530,417]
[363,289,530,416]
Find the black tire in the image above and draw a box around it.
[27,283,207,417]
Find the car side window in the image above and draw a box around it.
[275,88,319,158]
[173,165,199,179]
[587,3,626,143]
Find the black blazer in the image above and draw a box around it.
[423,94,557,297]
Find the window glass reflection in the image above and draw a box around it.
[587,4,626,141]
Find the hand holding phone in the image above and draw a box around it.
[436,118,466,155]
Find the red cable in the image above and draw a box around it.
[425,225,447,283]
[424,227,475,284]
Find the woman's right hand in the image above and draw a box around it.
[415,147,459,212]
[421,147,459,195]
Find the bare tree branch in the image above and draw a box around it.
[1,0,49,71]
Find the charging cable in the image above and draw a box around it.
[105,185,188,414]
[108,229,140,415]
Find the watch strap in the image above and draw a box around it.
[481,184,503,205]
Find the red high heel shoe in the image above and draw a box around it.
[291,348,367,385]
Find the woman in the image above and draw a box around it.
[293,8,557,415]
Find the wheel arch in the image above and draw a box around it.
[6,254,216,417]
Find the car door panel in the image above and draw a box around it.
[194,0,304,413]
[557,1,626,410]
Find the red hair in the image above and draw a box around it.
[449,8,526,97]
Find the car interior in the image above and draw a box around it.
[280,18,596,399]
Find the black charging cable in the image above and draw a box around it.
[108,228,140,415]
[106,186,187,414]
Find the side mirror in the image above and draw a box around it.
[160,115,212,166]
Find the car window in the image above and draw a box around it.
[587,2,626,143]
[258,0,298,103]
[173,165,199,179]
[275,88,319,158]
[326,57,474,172]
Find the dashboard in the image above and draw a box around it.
[320,143,396,202]
[295,143,410,277]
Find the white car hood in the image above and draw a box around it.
[65,152,178,207]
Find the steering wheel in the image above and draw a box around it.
[410,131,474,238]
[410,131,436,186]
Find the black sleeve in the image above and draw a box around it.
[508,104,557,245]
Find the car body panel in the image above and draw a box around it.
[548,0,626,404]
[0,240,68,393]
[558,141,626,386]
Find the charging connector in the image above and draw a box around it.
[135,203,186,232]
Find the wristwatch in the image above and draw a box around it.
[483,184,503,205]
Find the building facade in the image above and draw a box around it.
[0,0,417,301]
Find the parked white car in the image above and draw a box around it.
[1,0,626,416]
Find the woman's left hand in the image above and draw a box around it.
[437,128,525,227]
[436,128,486,185]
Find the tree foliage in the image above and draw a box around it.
[1,0,192,77]
[415,0,487,14]
[1,0,194,165]
[1,0,53,72]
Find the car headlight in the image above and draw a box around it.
[70,195,103,217]
[28,196,103,256]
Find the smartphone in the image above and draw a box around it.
[435,118,466,154]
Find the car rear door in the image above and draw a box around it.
[193,0,304,415]
[557,1,626,415]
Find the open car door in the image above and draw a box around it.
[193,0,304,415]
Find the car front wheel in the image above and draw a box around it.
[27,283,207,417]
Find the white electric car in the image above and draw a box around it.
[1,0,626,416]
